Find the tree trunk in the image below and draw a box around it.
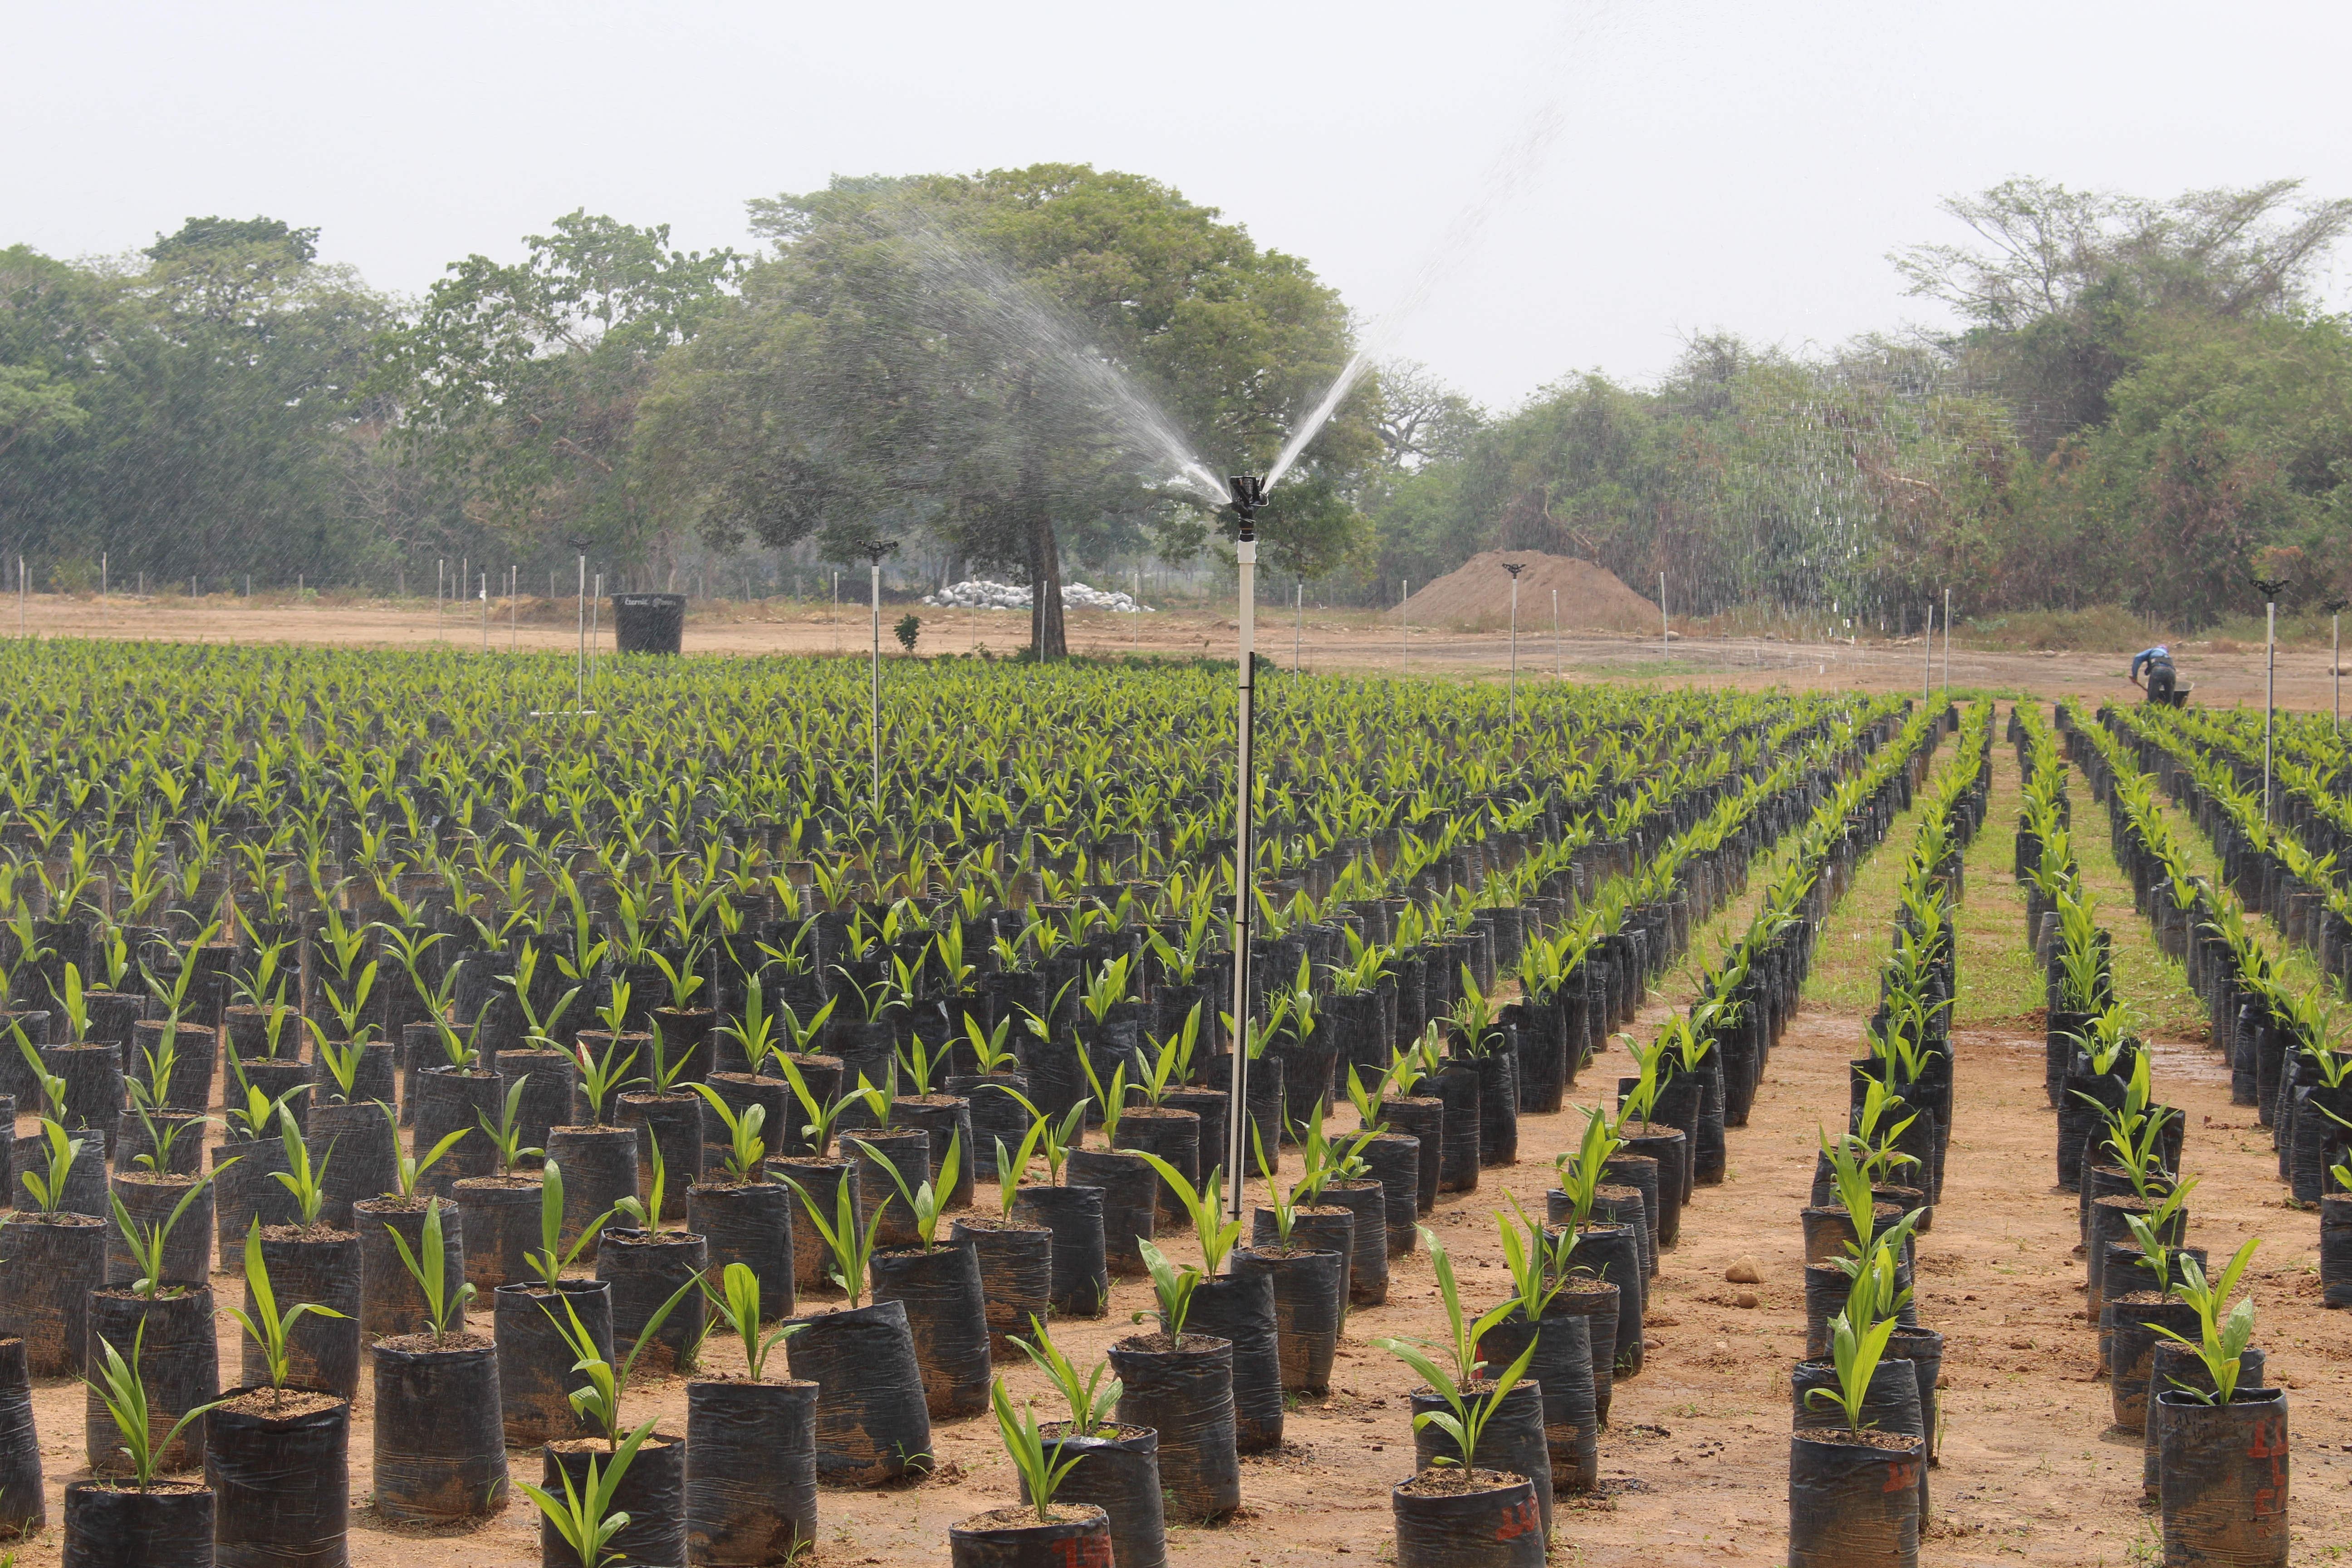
[1024,448,1066,662]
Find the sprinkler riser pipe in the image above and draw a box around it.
[1225,531,1257,1225]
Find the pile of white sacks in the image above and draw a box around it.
[923,579,1153,612]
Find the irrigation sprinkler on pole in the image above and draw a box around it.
[859,539,900,818]
[1294,581,1303,673]
[1659,573,1668,660]
[1941,587,1951,696]
[1223,474,1267,1228]
[1552,587,1560,678]
[1401,579,1409,674]
[480,573,489,652]
[1503,562,1526,726]
[2254,575,2291,823]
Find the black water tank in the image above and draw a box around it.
[611,593,687,655]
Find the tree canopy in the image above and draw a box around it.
[368,211,742,569]
[635,165,1377,655]
[3,173,2346,634]
[0,218,406,588]
[1362,177,2352,629]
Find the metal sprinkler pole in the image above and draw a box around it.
[2327,599,2347,732]
[1659,573,1668,659]
[2265,596,2276,821]
[1504,563,1526,725]
[860,540,899,815]
[1553,588,1560,677]
[1401,579,1409,674]
[2250,575,2291,820]
[1923,603,1933,705]
[481,573,489,652]
[574,554,586,711]
[1223,475,1268,1228]
[1941,587,1951,695]
[1294,582,1303,672]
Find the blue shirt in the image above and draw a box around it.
[2131,646,2172,679]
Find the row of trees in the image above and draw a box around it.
[0,172,1380,657]
[1366,178,2352,628]
[4,175,2347,645]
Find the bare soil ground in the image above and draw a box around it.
[17,590,2352,713]
[1384,550,1662,634]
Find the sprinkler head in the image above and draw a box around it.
[858,538,902,565]
[2252,575,2292,603]
[1228,475,1268,539]
[1502,562,1526,579]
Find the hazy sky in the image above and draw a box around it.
[10,0,2348,416]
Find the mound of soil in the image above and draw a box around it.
[1394,550,1658,633]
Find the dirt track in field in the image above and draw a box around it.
[0,701,2342,1565]
[16,591,2352,716]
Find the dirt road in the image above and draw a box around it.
[12,593,2349,714]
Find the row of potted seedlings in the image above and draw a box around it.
[1325,698,1956,1567]
[2079,702,2352,1307]
[1774,700,1985,1567]
[2015,702,2291,1568]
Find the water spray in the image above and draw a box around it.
[1224,474,1267,1227]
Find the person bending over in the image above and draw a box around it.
[2130,645,2179,706]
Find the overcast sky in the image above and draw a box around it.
[9,0,2348,417]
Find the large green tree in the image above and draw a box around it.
[636,165,1376,656]
[370,211,740,576]
[0,217,402,587]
